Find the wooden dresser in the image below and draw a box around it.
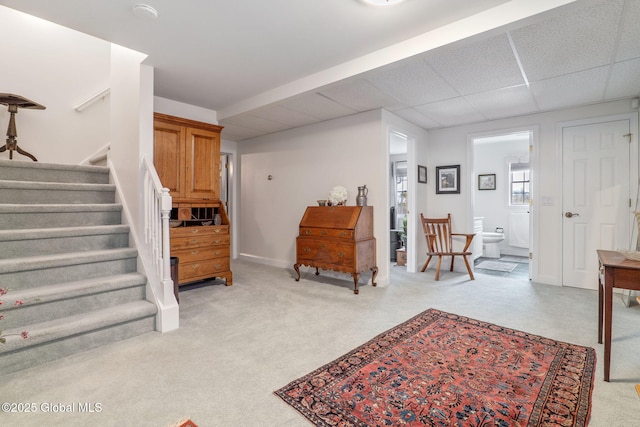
[294,206,377,294]
[154,113,232,287]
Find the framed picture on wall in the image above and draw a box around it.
[478,173,496,190]
[436,165,460,194]
[418,165,427,183]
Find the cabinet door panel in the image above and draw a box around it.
[154,121,186,198]
[186,128,220,199]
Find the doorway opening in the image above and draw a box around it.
[389,132,408,265]
[472,130,533,280]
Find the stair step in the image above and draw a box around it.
[0,180,116,204]
[0,273,147,329]
[0,159,110,184]
[0,204,122,229]
[0,248,139,289]
[0,160,159,375]
[0,225,131,259]
[0,301,157,375]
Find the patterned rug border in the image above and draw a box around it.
[275,308,596,426]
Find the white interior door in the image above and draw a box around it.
[562,119,630,289]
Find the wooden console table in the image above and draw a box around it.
[294,206,377,294]
[597,249,640,381]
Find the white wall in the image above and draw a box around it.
[237,110,389,286]
[0,6,110,164]
[427,99,639,285]
[154,96,218,124]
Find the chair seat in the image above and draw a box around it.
[420,213,475,281]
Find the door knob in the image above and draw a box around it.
[565,212,580,218]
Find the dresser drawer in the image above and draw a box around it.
[296,238,355,267]
[179,258,231,282]
[170,225,229,238]
[173,246,230,263]
[171,234,230,250]
[299,227,354,240]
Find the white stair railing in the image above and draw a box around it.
[142,157,175,308]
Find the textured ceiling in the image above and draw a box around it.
[221,0,640,141]
[0,0,638,142]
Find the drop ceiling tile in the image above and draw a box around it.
[219,124,265,142]
[426,33,524,95]
[318,78,407,112]
[364,56,459,106]
[392,107,443,129]
[530,66,610,110]
[280,93,357,121]
[615,0,640,61]
[605,58,640,100]
[414,97,487,127]
[511,0,623,81]
[249,104,318,128]
[465,85,539,120]
[220,114,289,134]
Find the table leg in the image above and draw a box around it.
[604,267,613,382]
[598,268,603,344]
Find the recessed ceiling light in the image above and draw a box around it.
[360,0,405,7]
[132,4,158,20]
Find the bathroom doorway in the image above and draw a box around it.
[472,130,534,280]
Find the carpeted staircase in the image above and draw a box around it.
[0,159,157,375]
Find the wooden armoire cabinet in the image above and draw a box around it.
[153,113,232,287]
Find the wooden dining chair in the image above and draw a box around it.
[420,213,475,281]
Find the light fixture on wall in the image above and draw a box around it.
[132,4,158,20]
[360,0,405,7]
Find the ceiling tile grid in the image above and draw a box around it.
[615,0,640,61]
[465,85,539,120]
[425,33,525,96]
[318,78,408,113]
[414,97,488,127]
[529,66,611,111]
[509,0,624,82]
[606,58,640,100]
[363,57,460,106]
[219,0,640,140]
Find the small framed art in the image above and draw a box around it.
[418,165,427,183]
[478,174,496,190]
[436,165,460,194]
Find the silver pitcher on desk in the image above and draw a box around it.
[356,185,368,206]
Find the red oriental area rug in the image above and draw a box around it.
[275,309,595,426]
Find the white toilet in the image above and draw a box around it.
[482,231,505,258]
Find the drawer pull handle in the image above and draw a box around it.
[304,247,310,253]
[321,230,328,235]
[191,264,200,270]
[214,263,222,269]
[190,239,199,244]
[214,229,221,234]
[191,229,200,234]
[213,240,221,245]
[338,252,345,258]
[340,231,346,237]
[305,229,311,235]
[214,251,221,256]
[191,250,199,255]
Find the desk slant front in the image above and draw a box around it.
[294,206,377,294]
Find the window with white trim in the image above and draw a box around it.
[509,162,530,205]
